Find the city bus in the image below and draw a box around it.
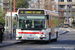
[15,8,59,43]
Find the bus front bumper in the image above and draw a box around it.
[16,37,48,41]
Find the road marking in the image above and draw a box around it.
[72,29,75,31]
[66,29,71,31]
[69,28,75,31]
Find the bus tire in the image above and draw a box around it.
[44,40,50,44]
[45,41,49,44]
[21,40,25,43]
[54,31,58,41]
[53,38,57,42]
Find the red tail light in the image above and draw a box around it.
[41,32,44,34]
[39,31,44,34]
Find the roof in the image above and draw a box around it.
[6,11,17,18]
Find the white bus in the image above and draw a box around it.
[15,8,59,43]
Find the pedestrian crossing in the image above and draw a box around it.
[60,28,75,32]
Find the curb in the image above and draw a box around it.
[59,31,68,35]
[0,42,21,48]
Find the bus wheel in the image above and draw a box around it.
[46,40,50,44]
[54,31,58,42]
[53,38,57,42]
[21,40,25,43]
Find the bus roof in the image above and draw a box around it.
[18,8,45,10]
[17,8,59,17]
[17,8,45,15]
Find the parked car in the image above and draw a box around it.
[64,24,70,28]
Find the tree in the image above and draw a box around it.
[72,20,75,27]
[13,19,16,26]
[51,17,59,27]
[15,0,29,10]
[0,8,5,26]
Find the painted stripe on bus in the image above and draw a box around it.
[18,32,39,34]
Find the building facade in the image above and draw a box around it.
[0,0,10,12]
[29,0,56,11]
[56,0,75,16]
[28,0,38,8]
[56,0,75,26]
[40,0,56,11]
[39,0,45,9]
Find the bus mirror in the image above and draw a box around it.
[46,15,49,20]
[14,14,18,20]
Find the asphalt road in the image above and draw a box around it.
[0,28,75,50]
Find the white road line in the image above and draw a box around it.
[72,29,75,31]
[66,29,71,31]
[59,28,75,32]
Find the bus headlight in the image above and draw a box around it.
[16,34,20,37]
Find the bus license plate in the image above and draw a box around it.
[27,38,34,40]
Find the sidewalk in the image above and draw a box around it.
[0,38,20,47]
[60,28,67,34]
[55,28,67,34]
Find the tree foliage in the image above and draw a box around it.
[13,19,16,26]
[72,20,75,27]
[15,0,29,10]
[51,18,59,27]
[72,20,75,24]
[0,8,5,26]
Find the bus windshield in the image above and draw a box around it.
[17,15,46,30]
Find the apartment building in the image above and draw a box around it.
[40,0,56,11]
[39,0,45,9]
[56,0,75,26]
[0,0,10,12]
[29,0,56,11]
[28,0,38,8]
[56,0,75,16]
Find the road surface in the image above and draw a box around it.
[0,28,75,50]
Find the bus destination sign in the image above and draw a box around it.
[19,10,44,14]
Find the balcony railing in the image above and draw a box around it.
[3,5,10,8]
[58,2,66,5]
[3,0,9,3]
